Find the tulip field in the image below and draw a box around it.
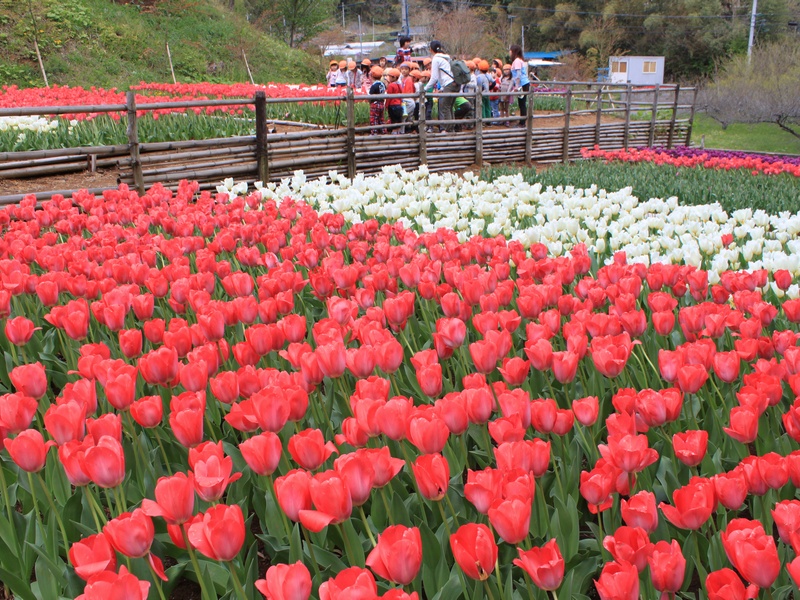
[2,163,800,600]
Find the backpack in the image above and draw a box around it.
[449,59,472,86]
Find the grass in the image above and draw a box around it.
[0,0,320,87]
[482,161,800,214]
[691,113,800,155]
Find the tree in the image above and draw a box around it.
[432,5,503,59]
[701,42,800,138]
[245,0,335,48]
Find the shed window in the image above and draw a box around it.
[611,61,627,73]
[643,61,657,73]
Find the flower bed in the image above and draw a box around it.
[581,145,800,178]
[0,172,800,600]
[256,167,800,283]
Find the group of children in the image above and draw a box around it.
[326,37,531,134]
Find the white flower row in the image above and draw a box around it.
[245,166,800,290]
[0,116,72,134]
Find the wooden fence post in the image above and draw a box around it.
[667,84,680,148]
[562,87,572,164]
[125,91,145,195]
[648,84,660,147]
[623,84,632,150]
[594,85,603,146]
[524,88,534,167]
[255,91,269,184]
[685,87,698,146]
[346,87,356,178]
[418,89,427,165]
[475,86,483,167]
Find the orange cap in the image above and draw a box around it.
[422,57,432,66]
[330,60,339,66]
[409,69,422,80]
[421,70,431,78]
[361,58,372,66]
[370,66,384,78]
[339,60,347,69]
[466,60,476,70]
[386,68,401,78]
[478,60,490,72]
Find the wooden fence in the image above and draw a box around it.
[0,83,696,202]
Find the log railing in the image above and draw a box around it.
[0,82,696,202]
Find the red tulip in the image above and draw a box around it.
[676,363,709,393]
[771,499,800,544]
[648,540,686,595]
[713,350,740,383]
[255,561,312,600]
[298,471,353,532]
[103,509,154,558]
[334,452,375,506]
[598,431,658,475]
[658,476,716,530]
[59,440,91,486]
[406,408,449,454]
[192,447,242,502]
[498,357,530,386]
[138,346,179,386]
[620,491,658,533]
[5,316,37,346]
[0,392,38,435]
[10,363,47,399]
[75,565,150,600]
[672,430,708,467]
[513,539,564,591]
[721,518,780,588]
[450,523,498,580]
[551,350,579,383]
[488,495,531,544]
[412,453,450,501]
[188,504,245,561]
[318,567,377,600]
[572,396,599,427]
[5,429,55,473]
[594,560,639,600]
[142,472,196,525]
[602,526,653,572]
[69,533,117,581]
[119,329,143,358]
[239,432,283,476]
[723,405,759,444]
[130,396,163,428]
[494,439,550,478]
[288,429,337,470]
[366,525,422,585]
[705,568,758,600]
[712,468,748,510]
[590,333,635,378]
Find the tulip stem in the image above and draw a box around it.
[152,426,174,476]
[87,486,108,525]
[550,590,559,600]
[380,487,395,525]
[25,470,42,520]
[265,475,292,538]
[301,527,321,577]
[494,564,504,598]
[337,522,361,567]
[524,577,536,600]
[358,505,377,547]
[182,524,216,600]
[148,559,169,600]
[36,473,69,557]
[112,484,128,515]
[226,561,247,600]
[483,578,497,600]
[444,492,461,527]
[0,462,20,558]
[82,487,102,531]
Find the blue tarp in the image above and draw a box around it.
[523,51,565,60]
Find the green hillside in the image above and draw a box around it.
[0,0,320,88]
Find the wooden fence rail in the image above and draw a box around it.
[0,82,696,202]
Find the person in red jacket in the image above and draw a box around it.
[385,68,404,133]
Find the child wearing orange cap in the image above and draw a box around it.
[476,60,492,119]
[368,66,386,135]
[399,62,416,126]
[499,64,514,126]
[384,68,404,132]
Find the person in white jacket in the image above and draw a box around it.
[425,40,460,132]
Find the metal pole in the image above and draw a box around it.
[521,25,525,55]
[358,14,363,59]
[748,0,758,63]
[342,3,345,29]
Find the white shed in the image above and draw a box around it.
[608,56,665,85]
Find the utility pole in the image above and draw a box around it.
[358,14,363,59]
[342,2,345,29]
[747,0,758,63]
[400,0,410,37]
[507,14,516,48]
[521,25,525,55]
